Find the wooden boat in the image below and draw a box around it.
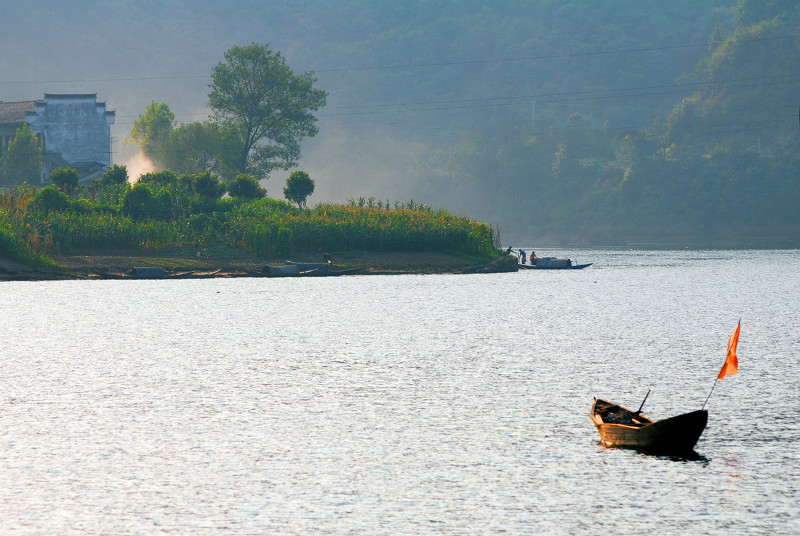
[519,262,594,270]
[519,256,592,269]
[261,262,362,277]
[591,398,707,454]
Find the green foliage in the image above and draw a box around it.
[3,183,496,259]
[0,223,57,268]
[225,202,495,258]
[0,124,41,186]
[137,170,179,189]
[29,185,70,212]
[283,170,315,208]
[161,121,242,178]
[122,183,173,221]
[127,101,175,165]
[208,42,328,178]
[227,173,266,199]
[100,164,129,186]
[184,172,225,198]
[49,167,79,194]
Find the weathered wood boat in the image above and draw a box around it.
[591,398,707,454]
[519,257,592,270]
[261,262,362,277]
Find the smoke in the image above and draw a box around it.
[124,149,157,183]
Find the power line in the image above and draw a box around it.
[322,74,800,113]
[314,34,800,73]
[2,34,797,85]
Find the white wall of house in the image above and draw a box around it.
[25,94,115,182]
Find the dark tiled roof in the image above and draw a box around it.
[0,101,38,125]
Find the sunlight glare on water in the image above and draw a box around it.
[1,249,798,534]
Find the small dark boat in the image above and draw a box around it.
[519,260,592,270]
[591,398,707,455]
[519,256,592,269]
[261,262,362,277]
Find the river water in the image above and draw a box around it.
[1,249,798,535]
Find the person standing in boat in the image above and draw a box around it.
[519,249,527,264]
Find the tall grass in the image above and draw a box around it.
[226,202,495,258]
[1,186,496,260]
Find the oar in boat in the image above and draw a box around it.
[634,389,651,416]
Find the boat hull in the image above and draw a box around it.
[592,399,708,454]
[519,263,592,270]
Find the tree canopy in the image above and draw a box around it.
[208,42,328,179]
[227,173,266,199]
[49,167,79,194]
[0,124,41,186]
[127,101,176,165]
[161,121,240,177]
[283,170,315,208]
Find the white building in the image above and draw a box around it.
[0,93,115,184]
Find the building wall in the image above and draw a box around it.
[0,95,114,183]
[25,94,115,181]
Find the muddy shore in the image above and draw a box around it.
[0,249,518,281]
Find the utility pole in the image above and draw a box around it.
[531,100,536,127]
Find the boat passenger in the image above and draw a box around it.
[519,249,527,264]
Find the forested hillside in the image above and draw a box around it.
[1,0,797,245]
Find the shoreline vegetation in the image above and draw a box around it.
[0,249,518,281]
[1,181,513,281]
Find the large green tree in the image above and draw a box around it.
[208,42,328,179]
[127,101,176,166]
[161,121,241,177]
[0,124,41,185]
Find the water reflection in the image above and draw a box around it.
[0,250,798,535]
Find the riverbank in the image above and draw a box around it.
[0,248,518,281]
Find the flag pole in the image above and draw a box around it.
[703,319,740,410]
[702,379,717,410]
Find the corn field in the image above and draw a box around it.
[1,187,496,262]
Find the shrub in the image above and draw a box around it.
[123,183,157,220]
[227,173,266,199]
[0,225,56,268]
[100,164,129,186]
[49,167,79,194]
[137,170,178,188]
[29,185,70,212]
[186,172,225,198]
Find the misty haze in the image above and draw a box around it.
[2,3,800,535]
[2,0,797,245]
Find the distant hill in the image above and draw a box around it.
[2,0,797,246]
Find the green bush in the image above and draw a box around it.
[29,186,70,212]
[123,183,168,220]
[49,167,79,194]
[227,173,266,199]
[0,224,57,268]
[137,170,178,188]
[100,164,129,186]
[185,172,225,198]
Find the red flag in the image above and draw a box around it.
[718,321,740,380]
